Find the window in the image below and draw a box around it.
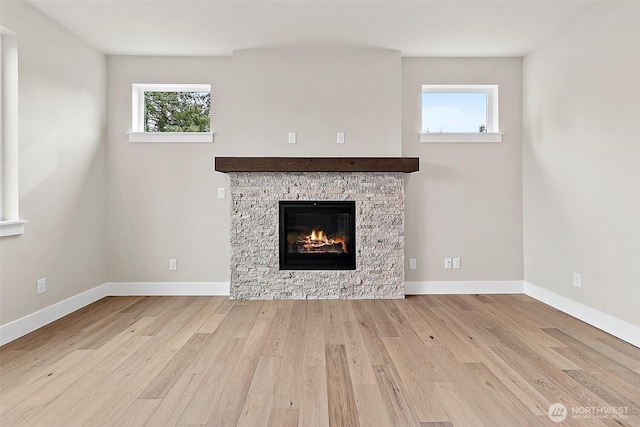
[128,84,213,142]
[420,84,502,143]
[1,27,27,237]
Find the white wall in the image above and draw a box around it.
[402,58,524,282]
[523,1,640,327]
[107,56,233,283]
[0,1,107,325]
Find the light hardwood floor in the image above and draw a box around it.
[1,295,639,426]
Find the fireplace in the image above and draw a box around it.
[221,160,416,299]
[279,201,356,270]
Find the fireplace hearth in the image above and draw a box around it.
[279,201,356,270]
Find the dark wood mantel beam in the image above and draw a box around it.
[214,157,419,173]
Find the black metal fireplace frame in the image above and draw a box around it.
[279,201,356,270]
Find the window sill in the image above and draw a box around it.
[420,132,503,143]
[0,220,27,237]
[128,132,214,143]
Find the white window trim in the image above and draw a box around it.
[1,27,27,237]
[420,84,502,143]
[0,219,27,237]
[420,132,503,143]
[128,83,213,143]
[127,132,213,143]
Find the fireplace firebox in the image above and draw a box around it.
[279,201,356,270]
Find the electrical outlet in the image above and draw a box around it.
[573,273,581,288]
[444,258,452,269]
[453,258,461,269]
[169,259,177,271]
[409,258,416,270]
[37,278,46,294]
[337,132,345,144]
[288,132,296,144]
[218,188,226,199]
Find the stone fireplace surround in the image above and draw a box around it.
[217,157,418,300]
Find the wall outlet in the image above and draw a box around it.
[337,132,345,144]
[218,188,226,199]
[409,258,416,270]
[37,278,46,294]
[444,258,452,269]
[169,259,177,271]
[573,273,581,288]
[453,258,461,269]
[288,132,296,144]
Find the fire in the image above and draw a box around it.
[298,229,347,253]
[333,237,347,252]
[310,229,327,243]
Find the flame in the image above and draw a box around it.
[333,237,347,252]
[309,229,328,244]
[298,229,347,253]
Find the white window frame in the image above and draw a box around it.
[1,27,27,237]
[420,84,503,143]
[128,83,213,143]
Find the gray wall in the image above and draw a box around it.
[231,48,402,157]
[402,58,523,282]
[0,1,107,324]
[5,0,635,337]
[107,56,233,283]
[106,51,523,287]
[106,49,404,284]
[523,1,640,327]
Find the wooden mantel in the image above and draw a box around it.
[215,157,419,173]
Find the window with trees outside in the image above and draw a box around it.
[420,84,502,143]
[129,84,213,143]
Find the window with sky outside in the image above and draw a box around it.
[422,92,488,133]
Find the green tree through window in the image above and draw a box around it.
[144,91,210,132]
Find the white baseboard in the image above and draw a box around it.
[405,280,524,295]
[524,281,640,348]
[0,282,230,346]
[405,280,639,348]
[0,283,109,346]
[106,282,230,296]
[4,280,637,349]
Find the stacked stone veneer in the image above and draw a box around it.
[229,172,405,299]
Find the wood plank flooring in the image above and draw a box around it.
[1,295,639,426]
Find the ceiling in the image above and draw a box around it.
[25,0,604,57]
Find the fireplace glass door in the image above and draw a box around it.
[279,201,356,270]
